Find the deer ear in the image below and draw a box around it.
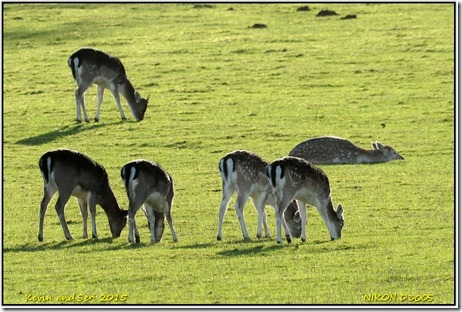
[134,91,141,102]
[336,204,344,219]
[375,142,385,152]
[372,142,378,150]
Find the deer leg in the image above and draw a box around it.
[144,203,157,244]
[109,86,126,120]
[75,85,90,123]
[77,198,88,239]
[154,211,165,243]
[235,192,251,242]
[217,182,234,241]
[276,197,294,244]
[95,85,105,122]
[262,209,271,238]
[54,191,73,241]
[38,184,57,242]
[297,200,307,243]
[87,193,98,239]
[128,202,143,243]
[164,203,178,243]
[252,195,270,239]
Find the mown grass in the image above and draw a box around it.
[3,3,455,305]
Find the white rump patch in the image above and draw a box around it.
[275,165,283,186]
[270,165,286,195]
[129,166,138,199]
[73,58,83,83]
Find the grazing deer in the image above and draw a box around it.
[68,47,149,122]
[38,149,127,242]
[289,136,404,165]
[267,156,344,244]
[217,150,301,242]
[121,160,178,244]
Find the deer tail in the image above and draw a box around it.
[38,154,53,184]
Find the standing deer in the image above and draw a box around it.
[68,47,149,122]
[217,150,301,242]
[121,160,178,244]
[289,136,404,165]
[266,156,344,244]
[38,149,127,242]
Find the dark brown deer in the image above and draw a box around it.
[68,47,149,122]
[217,150,301,242]
[121,160,178,244]
[38,149,127,242]
[267,156,344,244]
[289,136,404,165]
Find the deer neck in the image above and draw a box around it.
[316,198,338,234]
[118,78,137,105]
[97,188,122,216]
[322,198,338,221]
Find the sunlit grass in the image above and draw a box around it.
[3,3,454,305]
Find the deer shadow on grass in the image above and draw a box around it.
[16,121,127,146]
[216,243,294,257]
[215,239,347,257]
[3,237,117,253]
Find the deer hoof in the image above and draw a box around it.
[135,236,140,244]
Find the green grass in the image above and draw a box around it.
[3,3,455,305]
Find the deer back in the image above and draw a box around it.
[121,160,173,203]
[289,136,403,164]
[40,149,111,195]
[268,156,331,204]
[69,48,127,85]
[219,150,270,194]
[39,149,126,237]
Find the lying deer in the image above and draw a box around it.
[68,47,149,122]
[38,149,127,242]
[217,150,301,242]
[289,136,404,164]
[121,160,178,244]
[267,156,344,244]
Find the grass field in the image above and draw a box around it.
[2,3,455,305]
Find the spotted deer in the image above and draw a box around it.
[217,150,301,242]
[289,136,404,165]
[267,156,344,244]
[38,149,127,242]
[68,47,149,122]
[121,160,178,244]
